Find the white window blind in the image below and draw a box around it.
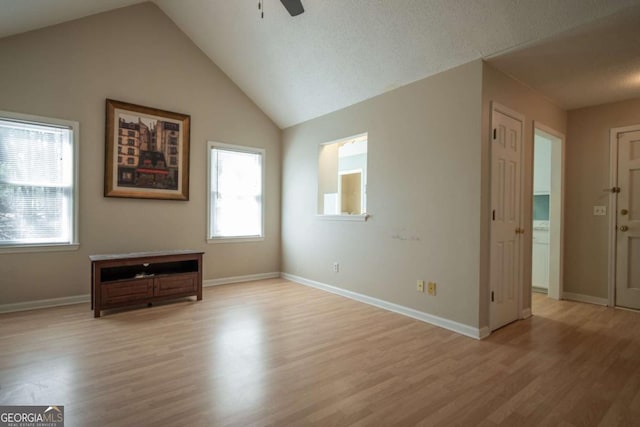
[209,143,264,240]
[0,115,76,247]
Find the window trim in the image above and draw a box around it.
[317,132,369,218]
[0,110,80,254]
[317,214,369,222]
[207,141,265,244]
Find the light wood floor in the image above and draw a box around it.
[2,279,640,426]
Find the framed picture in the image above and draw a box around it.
[104,99,190,200]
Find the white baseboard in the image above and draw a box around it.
[521,307,532,319]
[1,272,281,315]
[477,326,491,339]
[281,273,486,340]
[204,272,281,287]
[562,292,608,306]
[0,294,90,314]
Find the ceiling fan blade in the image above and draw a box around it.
[280,0,304,16]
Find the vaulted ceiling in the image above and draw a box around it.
[1,0,640,128]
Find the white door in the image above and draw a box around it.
[490,107,523,330]
[615,130,640,309]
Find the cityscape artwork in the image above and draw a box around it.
[104,99,190,200]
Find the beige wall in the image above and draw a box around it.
[481,62,567,327]
[0,3,281,305]
[565,98,640,299]
[282,60,484,329]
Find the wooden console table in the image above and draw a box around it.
[90,250,203,318]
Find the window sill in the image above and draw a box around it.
[0,243,80,254]
[207,236,265,244]
[317,214,369,222]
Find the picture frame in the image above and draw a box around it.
[104,99,190,200]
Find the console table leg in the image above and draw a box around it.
[94,309,100,318]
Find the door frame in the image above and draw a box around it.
[608,124,640,306]
[533,122,565,300]
[490,101,526,330]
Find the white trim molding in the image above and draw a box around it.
[562,292,608,307]
[0,110,80,252]
[204,272,281,287]
[282,273,487,340]
[521,308,532,319]
[533,121,566,302]
[1,272,282,314]
[207,141,266,243]
[316,214,369,222]
[0,294,89,314]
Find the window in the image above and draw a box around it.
[318,133,368,220]
[208,142,264,242]
[0,111,79,250]
[533,194,550,221]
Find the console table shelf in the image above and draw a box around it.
[90,250,203,317]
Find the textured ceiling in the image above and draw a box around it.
[1,0,640,128]
[487,4,640,111]
[153,0,640,127]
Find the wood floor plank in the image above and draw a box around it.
[2,280,640,426]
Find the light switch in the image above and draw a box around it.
[593,206,607,216]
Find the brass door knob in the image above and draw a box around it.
[621,209,628,215]
[620,225,629,232]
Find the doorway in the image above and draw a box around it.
[532,124,564,300]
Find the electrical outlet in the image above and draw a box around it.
[333,262,339,273]
[427,282,436,296]
[416,280,424,292]
[593,206,607,216]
